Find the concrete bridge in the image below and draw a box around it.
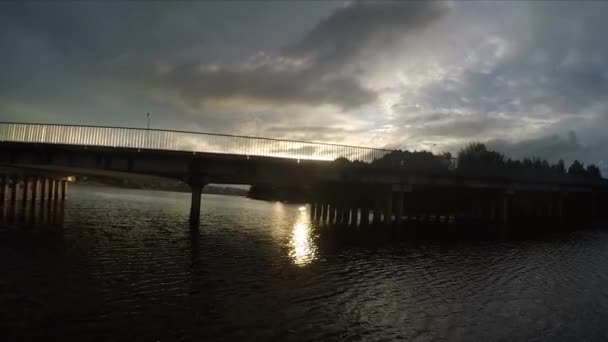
[0,122,606,231]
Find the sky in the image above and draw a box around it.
[1,1,608,171]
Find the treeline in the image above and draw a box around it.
[457,142,602,179]
[336,150,454,171]
[334,142,603,180]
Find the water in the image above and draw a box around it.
[2,185,608,341]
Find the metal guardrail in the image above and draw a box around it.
[0,122,393,163]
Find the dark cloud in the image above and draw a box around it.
[0,1,449,114]
[0,1,351,126]
[487,132,583,162]
[145,1,448,110]
[413,115,522,140]
[286,1,447,67]
[146,59,375,110]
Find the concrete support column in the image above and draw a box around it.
[21,177,32,207]
[501,194,510,225]
[56,180,65,201]
[56,180,63,201]
[32,177,41,202]
[62,180,68,200]
[344,207,351,225]
[40,179,49,203]
[49,179,57,201]
[546,197,553,218]
[361,207,370,225]
[320,203,324,222]
[334,204,341,223]
[317,202,323,220]
[318,203,323,221]
[10,176,19,206]
[593,192,599,220]
[395,191,404,224]
[0,175,8,205]
[372,194,382,224]
[490,200,497,221]
[189,184,203,228]
[557,193,564,218]
[319,203,327,223]
[383,191,393,224]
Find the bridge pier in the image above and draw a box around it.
[40,179,48,203]
[361,207,370,225]
[49,179,57,203]
[501,191,511,226]
[56,180,63,202]
[189,184,205,228]
[33,177,41,202]
[10,176,19,207]
[1,175,8,205]
[383,190,393,224]
[21,177,32,207]
[556,193,564,218]
[395,191,404,224]
[339,206,347,224]
[334,204,341,224]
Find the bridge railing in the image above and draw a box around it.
[0,122,394,163]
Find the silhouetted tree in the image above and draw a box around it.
[458,143,504,169]
[334,142,603,182]
[552,159,566,174]
[586,164,602,179]
[372,150,451,171]
[568,160,586,176]
[334,156,350,165]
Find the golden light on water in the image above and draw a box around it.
[289,207,318,266]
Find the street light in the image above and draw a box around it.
[146,113,150,129]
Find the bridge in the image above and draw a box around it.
[0,122,606,231]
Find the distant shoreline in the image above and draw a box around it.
[74,180,249,197]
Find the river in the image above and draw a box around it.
[2,184,608,341]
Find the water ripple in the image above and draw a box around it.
[1,185,608,341]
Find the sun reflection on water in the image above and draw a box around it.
[289,206,318,266]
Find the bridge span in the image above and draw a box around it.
[0,122,606,231]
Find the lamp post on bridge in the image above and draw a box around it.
[146,112,150,129]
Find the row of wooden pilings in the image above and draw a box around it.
[0,174,69,208]
[308,183,602,228]
[310,184,412,226]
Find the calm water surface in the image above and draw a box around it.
[2,185,608,341]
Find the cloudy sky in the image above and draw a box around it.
[1,1,608,170]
